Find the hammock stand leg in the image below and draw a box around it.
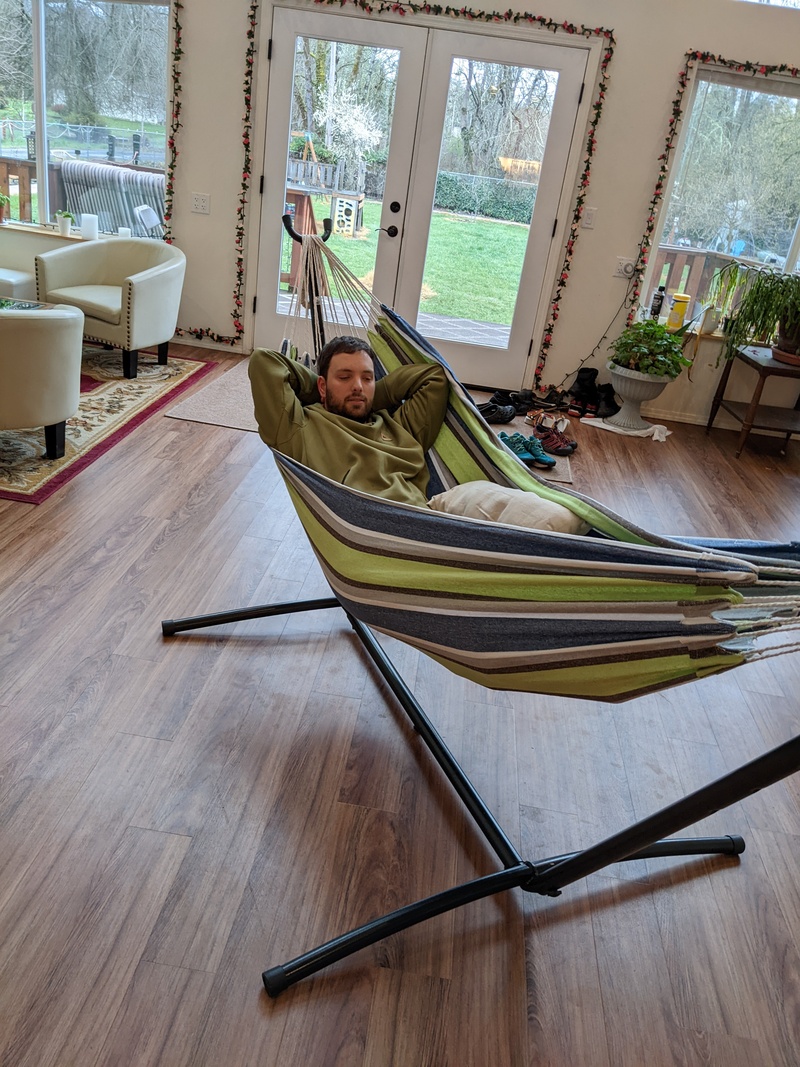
[160,598,800,999]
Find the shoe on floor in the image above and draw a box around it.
[596,383,620,419]
[525,410,577,452]
[498,431,557,469]
[531,387,568,410]
[490,388,536,415]
[518,433,558,468]
[477,401,516,424]
[528,429,574,456]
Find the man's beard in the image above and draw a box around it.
[323,395,373,422]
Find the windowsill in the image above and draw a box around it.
[1,221,103,241]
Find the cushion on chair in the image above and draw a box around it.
[45,285,122,325]
[0,267,37,300]
[0,304,85,432]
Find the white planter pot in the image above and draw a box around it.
[56,216,72,237]
[605,362,670,431]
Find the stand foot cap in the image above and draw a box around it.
[263,965,289,998]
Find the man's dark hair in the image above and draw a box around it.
[316,336,377,380]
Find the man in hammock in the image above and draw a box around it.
[249,336,586,534]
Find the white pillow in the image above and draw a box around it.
[428,480,589,535]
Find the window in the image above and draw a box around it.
[651,69,800,313]
[0,0,169,231]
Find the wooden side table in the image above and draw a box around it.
[706,344,800,457]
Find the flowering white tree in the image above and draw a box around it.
[319,84,382,191]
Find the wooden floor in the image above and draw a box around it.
[1,345,799,1066]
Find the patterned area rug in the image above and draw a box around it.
[0,346,213,504]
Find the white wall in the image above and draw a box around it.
[173,0,800,422]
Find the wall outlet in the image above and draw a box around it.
[191,193,210,214]
[614,257,636,278]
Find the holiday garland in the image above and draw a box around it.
[168,0,615,360]
[626,50,800,324]
[162,0,182,245]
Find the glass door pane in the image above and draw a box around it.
[280,35,400,316]
[255,9,427,351]
[394,30,586,387]
[418,58,558,349]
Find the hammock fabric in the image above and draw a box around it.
[271,239,800,703]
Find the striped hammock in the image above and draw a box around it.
[271,238,800,702]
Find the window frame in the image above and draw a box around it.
[646,61,800,307]
[15,0,171,227]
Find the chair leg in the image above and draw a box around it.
[157,341,169,365]
[123,349,139,379]
[44,421,66,459]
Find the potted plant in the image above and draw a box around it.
[710,261,800,367]
[54,209,76,236]
[605,319,693,430]
[0,192,10,225]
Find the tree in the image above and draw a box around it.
[666,78,800,259]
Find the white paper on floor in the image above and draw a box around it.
[579,417,671,442]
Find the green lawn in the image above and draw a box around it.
[310,195,527,325]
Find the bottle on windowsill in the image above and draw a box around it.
[649,285,666,319]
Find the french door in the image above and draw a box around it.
[255,7,588,388]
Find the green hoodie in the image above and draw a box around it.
[248,349,450,508]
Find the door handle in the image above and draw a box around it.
[379,225,399,238]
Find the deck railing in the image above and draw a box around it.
[0,155,164,232]
[649,244,737,311]
[0,156,66,223]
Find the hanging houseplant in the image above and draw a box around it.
[710,261,800,366]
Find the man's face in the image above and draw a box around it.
[318,350,376,422]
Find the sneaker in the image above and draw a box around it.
[518,433,558,469]
[528,429,573,456]
[498,431,556,469]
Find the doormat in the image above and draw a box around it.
[0,346,213,504]
[165,357,256,431]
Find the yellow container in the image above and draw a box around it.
[665,292,691,330]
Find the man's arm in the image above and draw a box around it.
[248,348,320,450]
[374,363,449,452]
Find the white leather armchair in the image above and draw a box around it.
[35,238,186,379]
[0,303,85,459]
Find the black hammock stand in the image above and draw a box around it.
[162,214,800,998]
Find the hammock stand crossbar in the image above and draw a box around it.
[161,598,800,998]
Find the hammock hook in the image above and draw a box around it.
[280,214,333,357]
[281,214,333,243]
